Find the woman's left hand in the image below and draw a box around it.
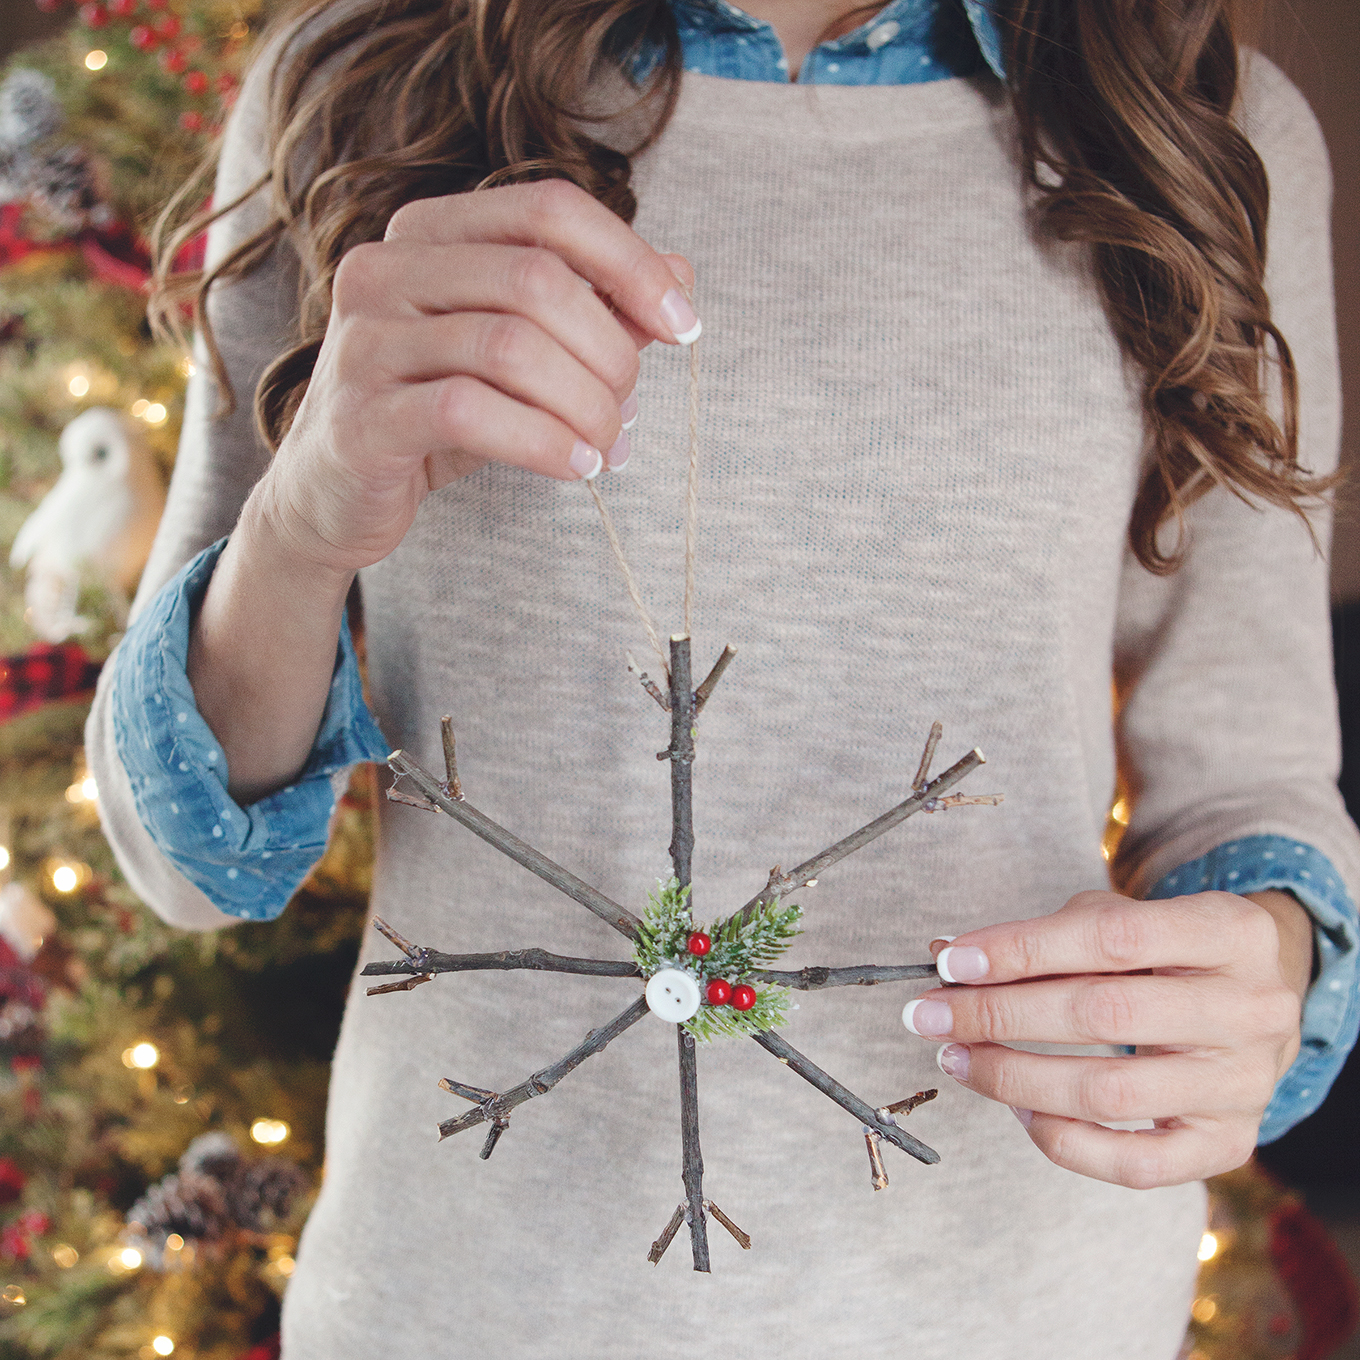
[902,888,1315,1188]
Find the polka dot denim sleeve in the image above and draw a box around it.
[1149,837,1360,1143]
[109,538,391,921]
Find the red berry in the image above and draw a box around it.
[129,22,157,48]
[109,0,137,15]
[34,0,63,14]
[731,984,757,1012]
[178,109,203,132]
[215,71,237,94]
[686,931,711,958]
[79,2,109,26]
[706,978,732,1006]
[154,11,179,36]
[158,47,185,73]
[183,68,208,95]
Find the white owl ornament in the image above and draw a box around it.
[9,407,165,642]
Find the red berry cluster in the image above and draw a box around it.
[685,933,757,1012]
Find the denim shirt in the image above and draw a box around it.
[110,0,1359,1143]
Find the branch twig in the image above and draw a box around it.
[386,750,642,940]
[693,644,737,715]
[749,962,937,989]
[648,1204,686,1265]
[751,1029,939,1165]
[912,721,943,792]
[705,1200,751,1249]
[437,995,650,1142]
[439,716,464,800]
[362,939,641,982]
[728,747,986,928]
[627,651,671,713]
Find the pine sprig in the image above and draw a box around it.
[630,878,802,1040]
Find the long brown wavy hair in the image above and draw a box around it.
[150,0,1326,573]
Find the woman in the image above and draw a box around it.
[88,0,1359,1354]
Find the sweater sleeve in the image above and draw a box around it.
[85,17,341,930]
[1110,56,1360,1127]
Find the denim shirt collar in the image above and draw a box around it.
[668,0,1006,81]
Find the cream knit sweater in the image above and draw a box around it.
[87,42,1353,1359]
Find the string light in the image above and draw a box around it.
[110,1246,143,1272]
[274,1255,295,1277]
[84,49,108,70]
[178,357,196,378]
[1110,797,1129,826]
[52,865,78,893]
[1,1285,25,1306]
[68,375,90,398]
[143,403,168,425]
[130,399,150,417]
[250,1118,290,1146]
[1197,1231,1218,1262]
[122,1042,159,1070]
[151,1336,175,1356]
[1191,1296,1218,1323]
[66,777,98,804]
[52,1244,79,1268]
[0,847,9,872]
[164,1234,184,1252]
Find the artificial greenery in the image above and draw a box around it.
[631,877,802,1041]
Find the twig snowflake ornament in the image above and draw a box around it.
[363,335,1003,1271]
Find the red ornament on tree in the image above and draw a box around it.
[158,47,185,73]
[183,68,209,95]
[686,931,711,958]
[78,2,109,26]
[129,22,158,48]
[731,984,757,1012]
[705,978,731,1007]
[109,0,137,15]
[177,110,203,133]
[154,11,179,37]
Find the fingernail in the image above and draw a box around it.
[1010,1106,1034,1130]
[569,439,602,480]
[606,430,630,472]
[660,288,701,344]
[928,934,956,956]
[937,945,989,983]
[620,390,639,431]
[902,998,953,1037]
[936,1043,970,1081]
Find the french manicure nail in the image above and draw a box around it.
[937,945,989,984]
[569,439,602,480]
[620,390,639,431]
[606,430,630,472]
[928,934,956,955]
[660,288,702,344]
[936,1043,971,1081]
[902,998,953,1037]
[1010,1106,1034,1130]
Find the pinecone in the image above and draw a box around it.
[226,1158,307,1233]
[0,71,62,152]
[125,1171,232,1267]
[25,146,105,233]
[179,1131,243,1182]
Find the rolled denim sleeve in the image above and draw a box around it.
[109,538,390,921]
[1149,835,1360,1143]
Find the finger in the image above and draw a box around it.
[371,310,626,459]
[383,181,701,346]
[902,971,1297,1048]
[387,372,605,483]
[935,890,1280,987]
[934,1042,1271,1125]
[339,240,642,406]
[1014,1109,1257,1188]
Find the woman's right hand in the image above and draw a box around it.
[256,178,699,578]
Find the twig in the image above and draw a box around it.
[912,721,943,792]
[924,793,1004,811]
[750,1029,939,1165]
[864,1129,889,1191]
[884,1088,938,1117]
[372,915,421,960]
[627,651,670,712]
[667,633,709,1272]
[749,962,937,989]
[387,749,642,940]
[648,1204,686,1265]
[437,995,650,1141]
[385,785,438,812]
[693,644,737,715]
[362,945,642,981]
[728,747,986,928]
[366,973,434,996]
[480,1119,509,1159]
[440,716,464,800]
[705,1200,751,1249]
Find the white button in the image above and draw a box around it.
[645,968,701,1022]
[867,20,900,50]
